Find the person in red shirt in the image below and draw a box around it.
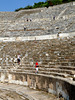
[35,62,39,73]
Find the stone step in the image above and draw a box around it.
[10,67,75,77]
[10,69,74,80]
[17,65,75,70]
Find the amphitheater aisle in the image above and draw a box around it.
[0,83,57,100]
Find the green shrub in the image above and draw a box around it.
[46,0,63,5]
[15,0,74,11]
[15,8,24,12]
[24,5,32,9]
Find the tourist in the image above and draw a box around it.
[27,18,28,22]
[24,27,26,31]
[17,54,21,65]
[53,16,55,20]
[30,18,32,22]
[35,62,39,73]
[57,32,59,37]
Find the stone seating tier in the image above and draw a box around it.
[16,66,75,76]
[0,36,74,83]
[0,65,75,81]
[0,16,75,36]
[63,5,75,16]
[0,65,75,82]
[0,12,16,20]
[0,36,74,66]
[0,2,74,36]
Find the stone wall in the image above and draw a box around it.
[0,71,75,100]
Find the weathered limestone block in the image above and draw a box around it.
[49,83,53,90]
[12,74,15,80]
[8,74,12,83]
[0,73,5,82]
[71,71,75,75]
[27,75,32,87]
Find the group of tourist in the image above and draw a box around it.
[17,54,39,74]
[26,18,32,22]
[23,18,32,31]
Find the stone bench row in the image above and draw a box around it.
[0,36,74,66]
[1,64,73,79]
[0,59,75,67]
[0,63,75,71]
[17,65,75,70]
[1,63,75,75]
[0,68,74,82]
[6,68,75,81]
[14,67,75,75]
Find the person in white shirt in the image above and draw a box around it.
[17,55,20,65]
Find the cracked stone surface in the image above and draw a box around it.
[0,83,57,100]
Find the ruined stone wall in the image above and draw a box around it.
[0,71,75,100]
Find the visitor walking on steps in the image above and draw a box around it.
[17,54,21,65]
[24,26,26,31]
[53,16,55,20]
[35,62,39,74]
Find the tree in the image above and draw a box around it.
[46,0,63,5]
[24,5,32,9]
[63,0,73,3]
[15,0,74,11]
[15,8,24,12]
[33,2,45,8]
